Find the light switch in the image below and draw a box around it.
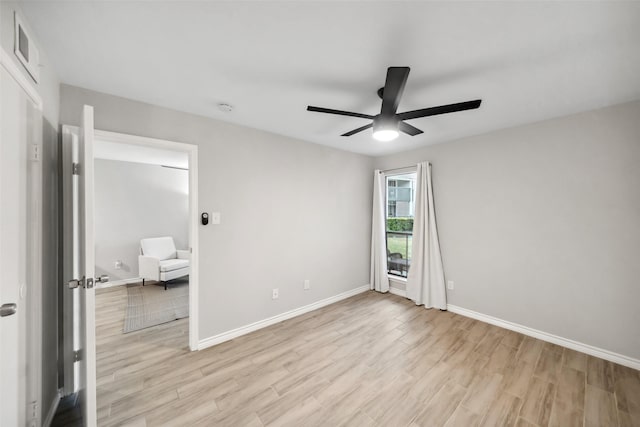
[211,212,221,224]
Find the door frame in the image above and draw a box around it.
[93,129,200,350]
[0,48,42,109]
[61,126,200,394]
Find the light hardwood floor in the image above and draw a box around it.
[96,285,640,427]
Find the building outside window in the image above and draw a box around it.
[386,172,416,277]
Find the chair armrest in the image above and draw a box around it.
[138,255,160,280]
[176,250,190,260]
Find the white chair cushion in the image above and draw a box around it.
[141,237,177,261]
[159,259,189,272]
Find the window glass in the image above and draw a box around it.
[385,172,416,278]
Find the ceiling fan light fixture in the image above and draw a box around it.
[372,118,399,142]
[373,129,399,142]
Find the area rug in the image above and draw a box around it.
[123,279,189,333]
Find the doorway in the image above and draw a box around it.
[61,126,199,425]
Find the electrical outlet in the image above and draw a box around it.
[447,280,454,290]
[272,288,279,299]
[304,279,310,290]
[114,260,123,270]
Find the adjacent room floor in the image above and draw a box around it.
[83,289,640,426]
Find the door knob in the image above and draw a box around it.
[96,275,109,283]
[1,303,17,317]
[68,275,108,289]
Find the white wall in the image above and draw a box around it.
[376,100,640,361]
[60,84,374,340]
[0,2,61,423]
[94,159,189,282]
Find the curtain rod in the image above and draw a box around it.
[379,163,430,174]
[161,165,189,171]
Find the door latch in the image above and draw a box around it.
[68,277,85,289]
[68,275,106,289]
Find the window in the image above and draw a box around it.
[386,172,416,277]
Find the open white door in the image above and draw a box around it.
[63,105,98,426]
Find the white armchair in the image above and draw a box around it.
[139,237,190,290]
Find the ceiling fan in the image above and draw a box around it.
[307,67,482,142]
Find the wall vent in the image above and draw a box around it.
[14,12,40,83]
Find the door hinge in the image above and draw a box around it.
[29,400,38,422]
[72,162,80,175]
[73,350,83,362]
[30,144,40,162]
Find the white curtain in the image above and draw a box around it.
[370,170,389,293]
[406,162,447,309]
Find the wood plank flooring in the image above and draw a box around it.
[95,285,640,427]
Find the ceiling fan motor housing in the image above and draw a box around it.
[373,115,398,133]
[372,115,400,141]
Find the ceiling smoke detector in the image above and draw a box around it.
[217,103,234,112]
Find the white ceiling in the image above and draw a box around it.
[95,139,189,169]
[21,1,640,156]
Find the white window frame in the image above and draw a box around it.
[383,167,417,279]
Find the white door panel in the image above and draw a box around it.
[0,65,32,426]
[62,106,97,426]
[79,105,98,426]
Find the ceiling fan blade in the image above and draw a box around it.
[396,99,482,121]
[341,123,373,136]
[380,67,410,117]
[307,106,374,120]
[398,121,423,136]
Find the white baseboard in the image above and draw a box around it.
[447,304,640,371]
[95,277,141,289]
[389,286,407,298]
[43,389,62,427]
[199,285,370,350]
